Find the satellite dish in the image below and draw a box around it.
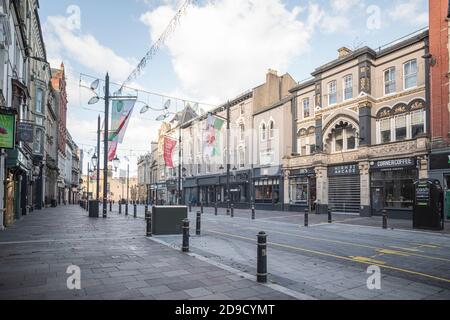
[164,99,171,110]
[140,105,150,114]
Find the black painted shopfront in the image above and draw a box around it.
[288,168,316,213]
[253,167,284,211]
[370,157,418,219]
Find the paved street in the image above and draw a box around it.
[0,205,297,300]
[124,205,450,300]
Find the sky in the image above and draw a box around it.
[39,0,429,176]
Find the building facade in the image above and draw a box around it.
[286,31,429,219]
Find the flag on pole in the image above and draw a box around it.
[163,137,177,168]
[203,115,225,157]
[108,99,136,161]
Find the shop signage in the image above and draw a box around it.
[370,158,417,171]
[328,164,359,176]
[430,153,450,170]
[415,182,430,207]
[17,122,34,143]
[0,112,16,149]
[291,168,315,177]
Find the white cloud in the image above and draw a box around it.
[389,0,428,27]
[140,0,321,103]
[330,0,362,12]
[43,15,136,81]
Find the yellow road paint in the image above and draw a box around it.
[376,249,411,257]
[350,256,386,265]
[389,246,423,253]
[207,229,450,284]
[241,226,450,263]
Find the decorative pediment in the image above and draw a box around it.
[409,99,426,111]
[392,103,408,115]
[376,107,392,119]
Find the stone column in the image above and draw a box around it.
[283,169,290,206]
[359,161,371,217]
[315,166,328,214]
[418,156,429,180]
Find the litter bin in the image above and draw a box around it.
[413,179,444,231]
[89,200,100,218]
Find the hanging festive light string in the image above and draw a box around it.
[118,0,195,93]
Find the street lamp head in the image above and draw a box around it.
[90,79,100,91]
[88,96,100,105]
[113,156,120,171]
[91,154,98,169]
[156,113,168,121]
[140,105,150,114]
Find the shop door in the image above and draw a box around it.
[371,187,384,216]
[309,178,317,213]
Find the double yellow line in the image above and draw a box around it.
[207,229,450,284]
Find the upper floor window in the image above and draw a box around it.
[328,81,337,105]
[260,122,267,141]
[327,123,358,153]
[239,123,245,142]
[303,99,310,119]
[343,75,353,100]
[239,148,245,168]
[384,67,396,95]
[268,120,275,139]
[404,59,417,90]
[297,127,316,156]
[376,99,426,144]
[36,88,43,114]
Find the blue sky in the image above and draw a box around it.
[39,0,428,175]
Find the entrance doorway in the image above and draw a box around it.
[371,187,384,216]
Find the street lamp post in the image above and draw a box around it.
[96,115,101,201]
[102,74,110,218]
[87,164,91,200]
[226,101,231,215]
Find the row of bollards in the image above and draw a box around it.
[178,215,268,283]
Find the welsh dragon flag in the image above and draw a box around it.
[108,99,136,161]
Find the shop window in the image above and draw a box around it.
[290,177,308,203]
[384,67,396,95]
[371,170,417,209]
[255,179,280,204]
[411,110,424,138]
[404,59,417,90]
[395,115,407,141]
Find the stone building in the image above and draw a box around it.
[286,30,429,219]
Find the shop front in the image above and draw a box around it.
[370,157,418,219]
[6,148,31,222]
[253,167,283,211]
[328,163,360,214]
[288,168,316,213]
[166,179,178,205]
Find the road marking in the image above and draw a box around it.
[240,226,450,263]
[350,256,386,265]
[207,229,450,284]
[376,249,410,257]
[389,246,423,253]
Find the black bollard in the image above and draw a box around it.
[328,208,332,224]
[109,201,112,212]
[304,209,309,227]
[215,202,218,216]
[257,232,268,283]
[182,219,190,253]
[119,203,122,214]
[126,203,129,216]
[134,204,137,217]
[146,209,152,237]
[144,205,148,220]
[200,202,204,214]
[382,210,388,229]
[231,204,234,218]
[252,204,256,220]
[189,203,192,213]
[196,211,201,236]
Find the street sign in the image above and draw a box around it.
[0,112,16,149]
[17,122,34,143]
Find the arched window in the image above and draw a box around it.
[260,122,267,141]
[324,120,359,153]
[268,120,275,139]
[239,123,245,141]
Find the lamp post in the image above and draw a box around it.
[87,164,91,200]
[96,115,101,201]
[91,153,98,200]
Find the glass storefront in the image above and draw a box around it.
[371,169,417,209]
[255,178,280,204]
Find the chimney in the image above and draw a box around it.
[338,47,352,59]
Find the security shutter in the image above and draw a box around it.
[329,176,360,214]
